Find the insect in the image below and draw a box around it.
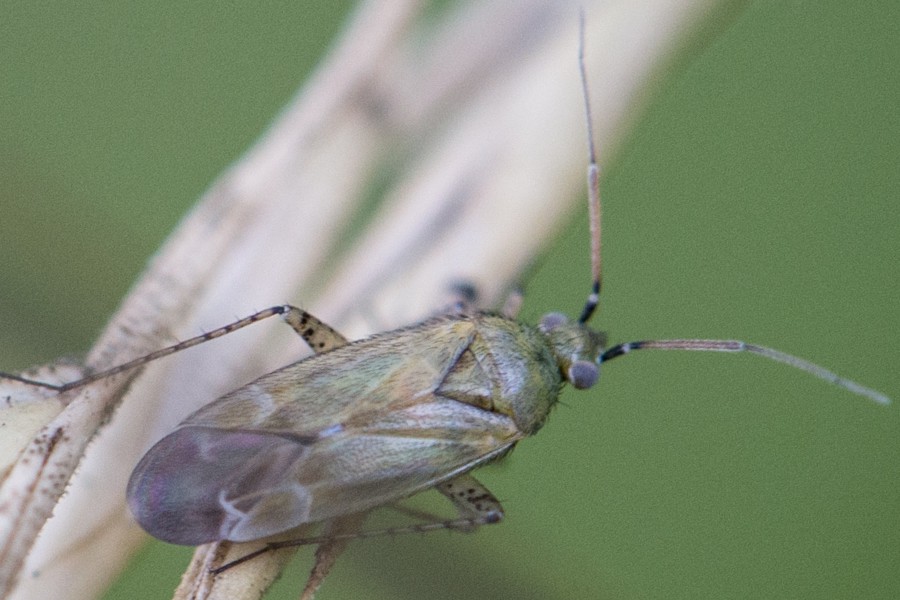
[2,17,890,600]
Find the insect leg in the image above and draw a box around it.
[0,305,352,392]
[438,281,522,318]
[435,473,505,532]
[280,306,349,351]
[441,279,524,319]
[214,476,504,575]
[499,285,525,319]
[443,281,480,314]
[0,305,300,392]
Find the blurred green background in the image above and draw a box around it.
[2,2,898,599]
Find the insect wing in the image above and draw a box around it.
[127,426,311,544]
[127,318,523,545]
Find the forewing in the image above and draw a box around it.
[293,393,521,523]
[128,318,522,544]
[182,317,480,434]
[127,426,314,544]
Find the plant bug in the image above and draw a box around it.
[1,7,892,600]
[6,14,892,600]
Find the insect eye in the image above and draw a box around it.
[539,312,569,333]
[568,360,599,389]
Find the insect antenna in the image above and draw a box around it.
[600,339,890,405]
[577,9,602,325]
[574,13,888,408]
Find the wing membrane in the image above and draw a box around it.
[128,318,522,544]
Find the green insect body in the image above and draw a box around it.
[126,311,606,546]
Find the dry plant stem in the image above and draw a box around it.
[174,540,299,600]
[4,1,421,598]
[170,5,426,598]
[1,0,723,599]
